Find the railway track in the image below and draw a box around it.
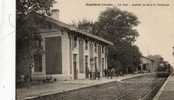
[31,73,167,100]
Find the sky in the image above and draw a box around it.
[53,0,174,66]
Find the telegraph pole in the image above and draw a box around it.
[171,46,174,74]
[173,46,174,56]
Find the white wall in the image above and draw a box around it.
[61,31,71,79]
[33,30,109,80]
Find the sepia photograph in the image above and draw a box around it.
[15,0,174,100]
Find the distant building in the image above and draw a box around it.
[140,56,154,72]
[147,55,164,72]
[16,13,113,81]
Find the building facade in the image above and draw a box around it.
[140,56,154,72]
[28,14,113,81]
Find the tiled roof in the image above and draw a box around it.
[141,56,154,62]
[42,15,113,45]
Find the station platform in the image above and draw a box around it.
[153,74,174,100]
[17,73,148,100]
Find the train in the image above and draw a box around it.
[156,61,173,77]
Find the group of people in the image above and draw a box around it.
[86,68,115,80]
[87,71,101,80]
[104,68,115,79]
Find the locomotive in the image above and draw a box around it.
[156,61,172,77]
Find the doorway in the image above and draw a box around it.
[45,36,62,74]
[73,54,78,79]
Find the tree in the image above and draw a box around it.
[74,19,100,35]
[96,7,141,73]
[76,7,141,73]
[16,0,56,39]
[96,7,139,44]
[16,0,56,81]
[17,0,56,15]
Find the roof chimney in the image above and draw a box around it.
[51,9,59,21]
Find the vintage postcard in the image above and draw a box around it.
[15,0,174,100]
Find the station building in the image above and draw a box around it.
[17,12,113,81]
[140,56,154,72]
